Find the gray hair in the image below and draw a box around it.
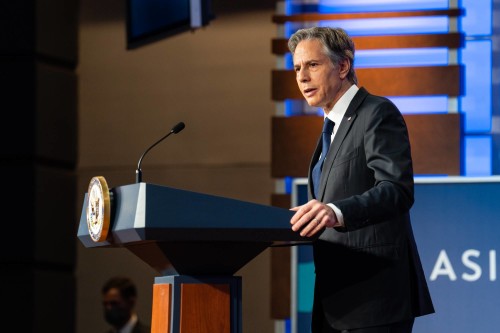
[288,27,358,85]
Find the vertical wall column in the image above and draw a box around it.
[0,1,78,332]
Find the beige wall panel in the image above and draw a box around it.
[78,3,278,331]
[77,1,279,333]
[78,10,275,169]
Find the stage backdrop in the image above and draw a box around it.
[290,176,500,333]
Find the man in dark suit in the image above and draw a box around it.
[102,276,150,333]
[288,27,435,333]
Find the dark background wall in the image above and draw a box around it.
[3,1,500,332]
[1,0,78,332]
[2,0,280,332]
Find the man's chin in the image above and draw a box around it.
[305,100,319,108]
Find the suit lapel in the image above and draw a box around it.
[316,87,369,200]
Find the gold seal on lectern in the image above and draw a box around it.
[86,176,111,242]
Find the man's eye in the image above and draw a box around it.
[294,67,300,72]
[310,63,318,67]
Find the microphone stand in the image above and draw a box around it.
[136,122,185,183]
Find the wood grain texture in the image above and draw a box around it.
[151,284,172,333]
[272,65,463,100]
[271,32,464,54]
[180,284,230,333]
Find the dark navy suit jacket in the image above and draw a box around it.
[309,87,435,331]
[106,320,150,333]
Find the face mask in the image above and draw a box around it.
[104,308,130,328]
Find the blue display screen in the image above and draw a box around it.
[126,0,214,49]
[128,0,190,40]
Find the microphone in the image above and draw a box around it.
[135,121,185,183]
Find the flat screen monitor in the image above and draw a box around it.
[126,0,214,50]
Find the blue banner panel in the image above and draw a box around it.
[411,177,500,332]
[291,177,500,333]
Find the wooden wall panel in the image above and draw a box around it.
[358,66,463,97]
[270,194,292,319]
[272,32,464,55]
[272,115,322,178]
[271,193,292,209]
[271,114,461,178]
[272,65,463,100]
[272,9,463,23]
[270,247,291,319]
[404,113,462,175]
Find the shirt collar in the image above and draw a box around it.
[117,313,138,333]
[325,84,359,125]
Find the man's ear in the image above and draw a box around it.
[339,58,350,80]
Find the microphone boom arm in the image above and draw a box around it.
[135,122,185,183]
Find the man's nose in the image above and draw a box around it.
[297,68,309,82]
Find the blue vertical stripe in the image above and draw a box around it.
[459,40,492,133]
[465,136,492,176]
[460,0,492,36]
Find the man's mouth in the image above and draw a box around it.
[303,87,317,97]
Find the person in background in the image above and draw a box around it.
[101,276,150,333]
[288,26,434,333]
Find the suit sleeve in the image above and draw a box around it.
[333,100,414,230]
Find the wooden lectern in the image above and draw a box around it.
[77,181,310,333]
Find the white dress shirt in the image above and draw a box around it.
[323,84,359,227]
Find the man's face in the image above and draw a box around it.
[293,39,347,112]
[102,288,133,328]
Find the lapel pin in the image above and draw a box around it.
[348,117,352,121]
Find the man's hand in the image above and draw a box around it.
[290,199,339,237]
